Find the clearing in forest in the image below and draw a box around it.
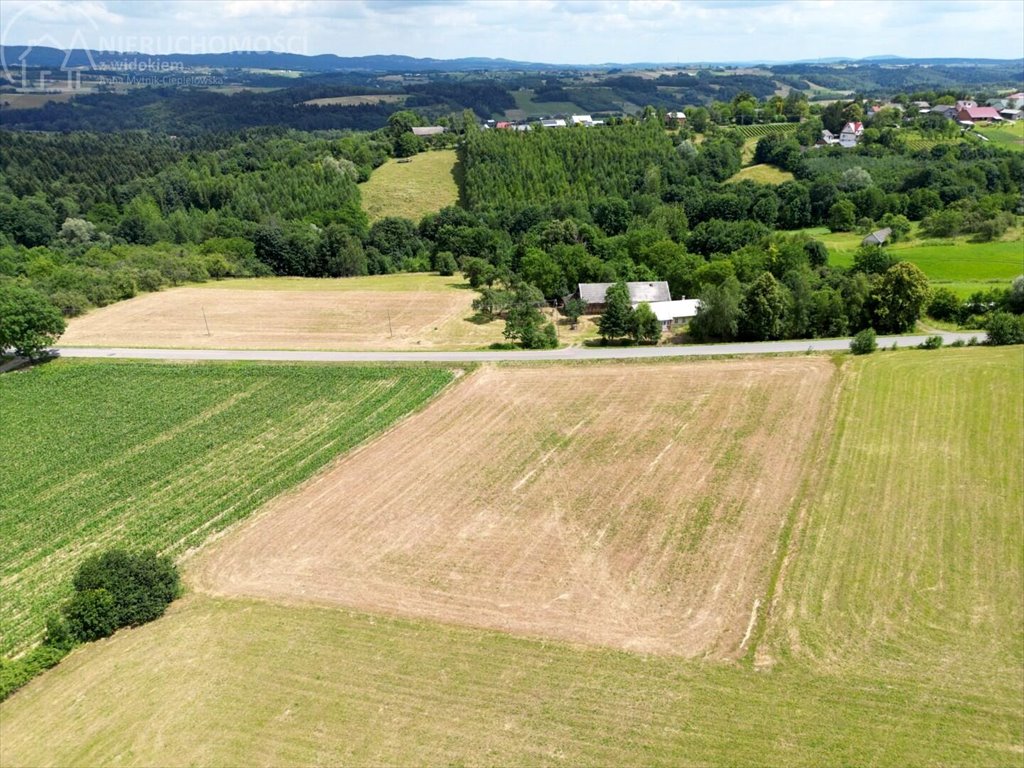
[60,274,504,350]
[360,149,460,222]
[195,358,835,657]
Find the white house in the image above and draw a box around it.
[645,299,701,332]
[571,114,594,126]
[820,129,839,145]
[839,121,864,148]
[540,118,567,128]
[411,126,445,136]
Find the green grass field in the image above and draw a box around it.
[509,88,585,118]
[359,150,460,222]
[727,163,796,185]
[1,349,1021,766]
[800,225,1023,293]
[975,120,1024,152]
[0,361,454,655]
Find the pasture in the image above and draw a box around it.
[303,94,407,107]
[2,348,1021,766]
[60,274,504,351]
[195,359,835,656]
[0,360,454,654]
[359,149,460,221]
[975,120,1024,152]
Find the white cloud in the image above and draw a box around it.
[1,0,1021,61]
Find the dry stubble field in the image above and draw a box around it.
[194,358,835,657]
[60,274,505,350]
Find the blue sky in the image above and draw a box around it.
[2,0,1023,63]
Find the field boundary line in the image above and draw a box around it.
[744,356,848,667]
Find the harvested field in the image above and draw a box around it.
[61,275,504,350]
[303,94,407,107]
[360,149,460,222]
[195,358,836,657]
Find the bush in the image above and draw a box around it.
[985,312,1024,346]
[0,645,68,700]
[927,287,961,322]
[72,549,180,630]
[850,327,878,355]
[62,588,118,642]
[919,335,943,349]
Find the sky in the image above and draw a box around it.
[2,0,1023,64]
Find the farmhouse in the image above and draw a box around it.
[999,108,1021,121]
[540,118,567,128]
[577,281,671,313]
[930,105,958,120]
[571,114,594,126]
[412,126,445,136]
[647,299,701,332]
[862,227,892,247]
[839,121,863,147]
[666,110,687,125]
[820,129,839,145]
[957,106,1003,123]
[1007,92,1024,109]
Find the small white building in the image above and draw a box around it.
[644,299,702,332]
[411,126,445,136]
[540,118,567,128]
[571,114,594,126]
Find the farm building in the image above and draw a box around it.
[957,106,1003,123]
[647,299,701,332]
[820,129,839,145]
[666,111,687,125]
[540,118,567,128]
[577,281,672,313]
[999,108,1021,121]
[412,126,446,136]
[862,228,892,247]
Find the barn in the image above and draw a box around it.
[577,281,672,313]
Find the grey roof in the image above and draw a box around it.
[578,281,671,305]
[862,227,892,246]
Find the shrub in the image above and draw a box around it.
[434,251,457,277]
[850,327,878,355]
[72,549,180,630]
[985,312,1024,346]
[62,588,118,642]
[927,287,961,322]
[949,339,965,347]
[0,646,68,700]
[919,335,943,350]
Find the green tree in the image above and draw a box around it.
[985,312,1024,345]
[828,200,857,232]
[740,272,790,341]
[434,251,458,276]
[631,301,662,344]
[872,262,930,333]
[72,549,180,629]
[0,283,66,357]
[850,327,878,355]
[562,296,586,329]
[689,276,742,342]
[597,281,634,342]
[62,589,117,643]
[927,287,961,321]
[503,282,555,348]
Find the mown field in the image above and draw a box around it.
[1,348,1021,766]
[727,163,796,185]
[0,360,455,655]
[60,274,507,351]
[975,120,1024,152]
[359,149,460,221]
[802,225,1023,296]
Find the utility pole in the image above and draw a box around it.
[202,306,211,336]
[387,308,393,338]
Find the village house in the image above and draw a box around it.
[647,299,701,332]
[930,105,959,120]
[570,114,603,126]
[839,121,863,147]
[955,99,978,111]
[999,108,1021,121]
[1006,92,1024,109]
[577,281,672,313]
[540,118,567,128]
[665,111,687,126]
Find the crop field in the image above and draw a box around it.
[0,360,454,654]
[508,88,586,118]
[729,122,798,139]
[60,274,505,350]
[194,359,835,656]
[2,348,1021,767]
[359,149,460,221]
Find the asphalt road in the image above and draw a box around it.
[52,331,986,363]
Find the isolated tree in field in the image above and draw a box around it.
[631,302,662,345]
[597,281,634,342]
[503,282,556,349]
[689,276,742,342]
[852,245,897,275]
[72,549,180,631]
[0,283,66,357]
[872,262,930,333]
[850,327,878,355]
[740,272,790,341]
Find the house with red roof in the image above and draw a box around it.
[957,106,1003,123]
[839,121,863,147]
